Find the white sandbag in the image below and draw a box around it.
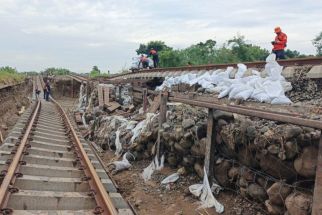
[161,173,180,184]
[252,70,261,76]
[155,53,292,105]
[235,64,247,79]
[189,167,224,213]
[234,88,254,100]
[271,96,292,104]
[110,153,132,172]
[142,155,165,182]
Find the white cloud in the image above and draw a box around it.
[0,0,321,73]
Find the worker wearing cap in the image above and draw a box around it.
[271,27,287,60]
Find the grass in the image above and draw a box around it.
[0,67,25,86]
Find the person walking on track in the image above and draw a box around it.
[271,26,287,60]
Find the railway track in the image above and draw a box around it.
[0,77,133,214]
[106,56,322,81]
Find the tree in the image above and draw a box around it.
[90,66,101,77]
[285,49,307,58]
[159,50,184,67]
[228,35,269,61]
[136,40,171,55]
[313,32,322,56]
[43,68,70,76]
[0,66,18,74]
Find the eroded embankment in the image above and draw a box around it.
[75,65,321,215]
[0,79,32,141]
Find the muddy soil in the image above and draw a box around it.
[102,151,265,215]
[0,80,32,141]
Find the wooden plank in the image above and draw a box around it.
[98,85,104,107]
[143,88,148,113]
[204,108,216,185]
[148,94,161,113]
[312,133,322,215]
[157,92,168,160]
[107,101,121,112]
[103,86,110,106]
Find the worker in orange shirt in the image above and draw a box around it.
[149,48,159,68]
[271,26,287,60]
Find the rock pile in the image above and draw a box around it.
[215,116,318,214]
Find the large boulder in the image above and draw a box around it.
[247,183,268,203]
[284,126,303,140]
[294,146,318,178]
[213,110,234,122]
[285,192,312,215]
[182,119,195,129]
[214,160,231,186]
[267,182,292,206]
[258,153,297,181]
[265,200,285,215]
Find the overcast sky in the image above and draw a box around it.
[0,0,321,73]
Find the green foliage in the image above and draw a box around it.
[159,50,184,67]
[89,66,101,77]
[228,35,269,61]
[136,35,311,68]
[136,40,172,55]
[43,67,70,76]
[313,32,322,56]
[284,49,307,58]
[0,66,24,85]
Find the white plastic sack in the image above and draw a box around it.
[142,155,165,182]
[161,173,180,185]
[156,53,292,105]
[110,153,132,172]
[189,167,224,213]
[235,64,247,79]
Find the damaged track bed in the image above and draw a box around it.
[0,77,133,214]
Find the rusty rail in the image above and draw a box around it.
[0,80,41,210]
[50,97,118,215]
[108,56,322,80]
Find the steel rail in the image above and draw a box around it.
[169,96,322,129]
[108,56,322,80]
[50,97,118,215]
[0,84,41,209]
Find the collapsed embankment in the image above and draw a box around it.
[75,64,321,215]
[0,79,32,141]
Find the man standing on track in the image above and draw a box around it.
[149,48,159,68]
[271,26,287,60]
[45,80,51,101]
